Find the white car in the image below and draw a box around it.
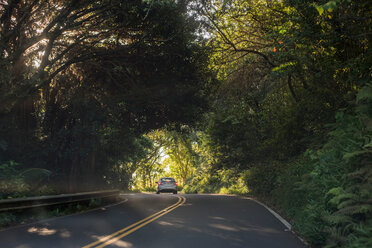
[156,177,177,194]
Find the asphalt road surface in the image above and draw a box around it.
[0,193,306,248]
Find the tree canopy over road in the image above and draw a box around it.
[0,0,371,247]
[0,0,210,193]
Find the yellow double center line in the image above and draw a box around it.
[82,196,186,248]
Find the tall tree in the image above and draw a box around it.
[0,0,210,192]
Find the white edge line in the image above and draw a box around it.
[251,199,292,231]
[245,197,292,230]
[204,194,308,245]
[0,197,129,232]
[183,193,292,229]
[241,196,309,246]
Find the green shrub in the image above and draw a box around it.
[245,162,283,196]
[0,161,29,199]
[89,198,102,208]
[176,185,183,192]
[141,186,156,192]
[183,168,249,195]
[0,160,53,199]
[182,184,198,194]
[347,221,372,248]
[268,84,372,247]
[219,176,249,195]
[0,213,16,227]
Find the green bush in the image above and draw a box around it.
[0,213,16,227]
[219,176,248,195]
[176,185,183,192]
[89,198,102,208]
[245,162,283,196]
[182,184,198,194]
[182,169,249,195]
[266,84,372,247]
[0,161,29,199]
[0,161,53,199]
[141,186,156,192]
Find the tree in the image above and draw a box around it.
[163,131,197,185]
[0,0,210,192]
[134,131,166,189]
[187,0,372,246]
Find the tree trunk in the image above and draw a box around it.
[69,152,79,193]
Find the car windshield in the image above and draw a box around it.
[160,178,175,182]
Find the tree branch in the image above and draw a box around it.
[201,4,275,67]
[287,74,298,102]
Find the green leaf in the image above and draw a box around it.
[327,187,344,196]
[343,150,367,159]
[315,5,324,15]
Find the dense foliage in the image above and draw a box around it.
[1,0,371,247]
[132,128,197,191]
[0,0,209,194]
[178,0,371,247]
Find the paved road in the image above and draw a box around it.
[0,193,305,248]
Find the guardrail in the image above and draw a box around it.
[0,190,120,212]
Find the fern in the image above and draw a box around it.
[329,193,358,207]
[325,215,353,225]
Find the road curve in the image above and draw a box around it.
[0,193,305,248]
